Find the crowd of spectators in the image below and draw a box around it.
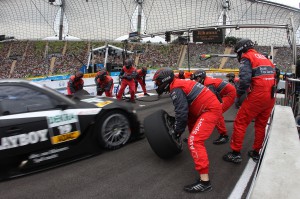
[11,41,50,78]
[0,40,297,79]
[138,43,181,68]
[183,43,225,69]
[273,46,293,71]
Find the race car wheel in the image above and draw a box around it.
[96,110,131,149]
[143,109,183,159]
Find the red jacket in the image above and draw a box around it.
[203,76,234,98]
[169,79,220,133]
[120,66,137,81]
[67,76,84,94]
[136,69,146,80]
[242,49,275,92]
[96,75,113,91]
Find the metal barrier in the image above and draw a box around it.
[284,78,300,117]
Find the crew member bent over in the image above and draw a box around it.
[191,70,236,145]
[95,69,114,97]
[67,71,84,95]
[135,66,150,96]
[152,68,222,193]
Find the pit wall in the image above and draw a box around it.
[30,69,233,95]
[249,105,300,199]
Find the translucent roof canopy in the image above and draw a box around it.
[1,0,299,46]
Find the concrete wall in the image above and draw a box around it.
[249,105,300,199]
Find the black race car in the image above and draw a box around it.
[0,79,142,180]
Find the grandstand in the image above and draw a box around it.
[0,0,300,78]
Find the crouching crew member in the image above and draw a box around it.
[95,69,114,97]
[67,71,84,95]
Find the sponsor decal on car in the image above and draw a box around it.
[29,146,69,163]
[81,98,113,107]
[47,112,81,145]
[96,101,113,107]
[0,129,48,151]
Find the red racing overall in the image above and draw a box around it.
[96,75,114,97]
[170,79,222,174]
[67,75,84,95]
[203,76,236,135]
[231,49,275,152]
[116,65,136,101]
[135,69,147,94]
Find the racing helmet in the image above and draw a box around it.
[98,69,107,80]
[142,66,147,74]
[226,73,235,83]
[152,68,174,95]
[191,69,206,84]
[234,39,254,61]
[178,70,185,78]
[226,73,235,79]
[125,58,134,69]
[75,71,84,79]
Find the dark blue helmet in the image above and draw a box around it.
[152,68,174,95]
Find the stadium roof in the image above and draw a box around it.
[0,0,300,46]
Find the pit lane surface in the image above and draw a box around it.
[0,93,255,199]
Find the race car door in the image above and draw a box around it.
[0,84,56,156]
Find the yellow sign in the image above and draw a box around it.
[51,131,80,144]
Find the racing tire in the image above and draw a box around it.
[95,110,131,150]
[143,109,183,159]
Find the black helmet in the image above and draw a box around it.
[125,58,133,69]
[152,68,174,95]
[191,69,206,84]
[142,66,147,74]
[98,69,107,80]
[226,73,235,83]
[75,71,84,79]
[234,39,254,54]
[178,70,185,79]
[226,73,235,78]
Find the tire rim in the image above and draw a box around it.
[101,113,131,147]
[164,114,183,148]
